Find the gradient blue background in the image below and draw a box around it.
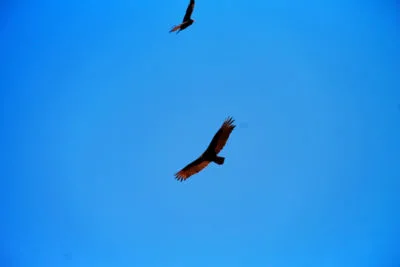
[1,0,399,266]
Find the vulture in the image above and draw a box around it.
[175,117,236,181]
[169,0,195,33]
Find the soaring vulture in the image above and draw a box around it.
[175,117,236,181]
[169,0,195,33]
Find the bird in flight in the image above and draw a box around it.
[169,0,195,33]
[175,117,236,181]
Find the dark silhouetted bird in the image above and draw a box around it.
[175,117,236,181]
[169,0,195,33]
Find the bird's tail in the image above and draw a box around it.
[169,24,181,33]
[214,156,225,165]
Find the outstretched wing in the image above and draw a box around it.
[175,156,210,181]
[182,0,195,22]
[205,117,236,155]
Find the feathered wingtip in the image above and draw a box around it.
[174,172,187,182]
[223,116,236,128]
[169,25,181,33]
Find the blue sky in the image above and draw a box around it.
[1,0,399,266]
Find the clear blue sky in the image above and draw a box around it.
[1,0,399,266]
